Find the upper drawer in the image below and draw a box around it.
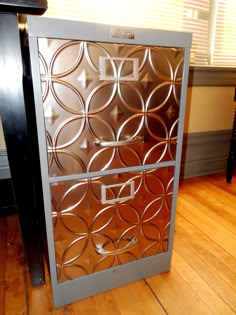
[37,38,185,176]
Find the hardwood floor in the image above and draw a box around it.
[1,172,236,314]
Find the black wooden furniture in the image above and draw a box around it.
[0,0,47,286]
[226,87,236,183]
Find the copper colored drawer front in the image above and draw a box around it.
[38,39,184,177]
[51,167,173,283]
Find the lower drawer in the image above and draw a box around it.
[50,166,174,283]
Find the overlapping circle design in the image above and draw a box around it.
[38,39,181,282]
[39,39,184,176]
[51,169,173,282]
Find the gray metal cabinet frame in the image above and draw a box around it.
[27,16,191,307]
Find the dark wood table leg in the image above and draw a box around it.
[0,13,45,287]
[226,87,236,183]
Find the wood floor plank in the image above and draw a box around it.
[174,228,236,312]
[110,280,167,315]
[176,195,236,258]
[172,250,235,315]
[27,277,53,315]
[178,190,236,234]
[72,296,98,315]
[180,175,236,207]
[52,303,75,315]
[0,216,7,315]
[91,290,122,315]
[4,215,28,315]
[175,214,236,283]
[199,173,236,197]
[111,284,152,315]
[147,268,213,315]
[192,176,236,203]
[127,281,167,315]
[179,180,236,233]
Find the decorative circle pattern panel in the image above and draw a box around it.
[38,39,184,177]
[51,167,173,283]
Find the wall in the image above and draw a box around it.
[182,85,235,178]
[0,117,5,149]
[0,117,10,180]
[185,86,235,133]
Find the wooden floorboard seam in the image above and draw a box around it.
[143,278,169,315]
[23,256,30,315]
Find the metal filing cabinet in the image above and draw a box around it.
[26,16,192,307]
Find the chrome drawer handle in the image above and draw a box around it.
[94,136,143,147]
[95,237,137,256]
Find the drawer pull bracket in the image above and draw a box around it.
[96,237,137,256]
[101,181,135,204]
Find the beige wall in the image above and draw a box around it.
[184,86,235,133]
[0,118,5,149]
[0,86,235,149]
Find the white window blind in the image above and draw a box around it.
[43,0,236,67]
[183,0,210,65]
[213,0,236,66]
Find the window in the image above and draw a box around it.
[43,0,236,69]
[214,0,236,66]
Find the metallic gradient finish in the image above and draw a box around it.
[38,39,184,177]
[37,38,184,283]
[51,167,173,282]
